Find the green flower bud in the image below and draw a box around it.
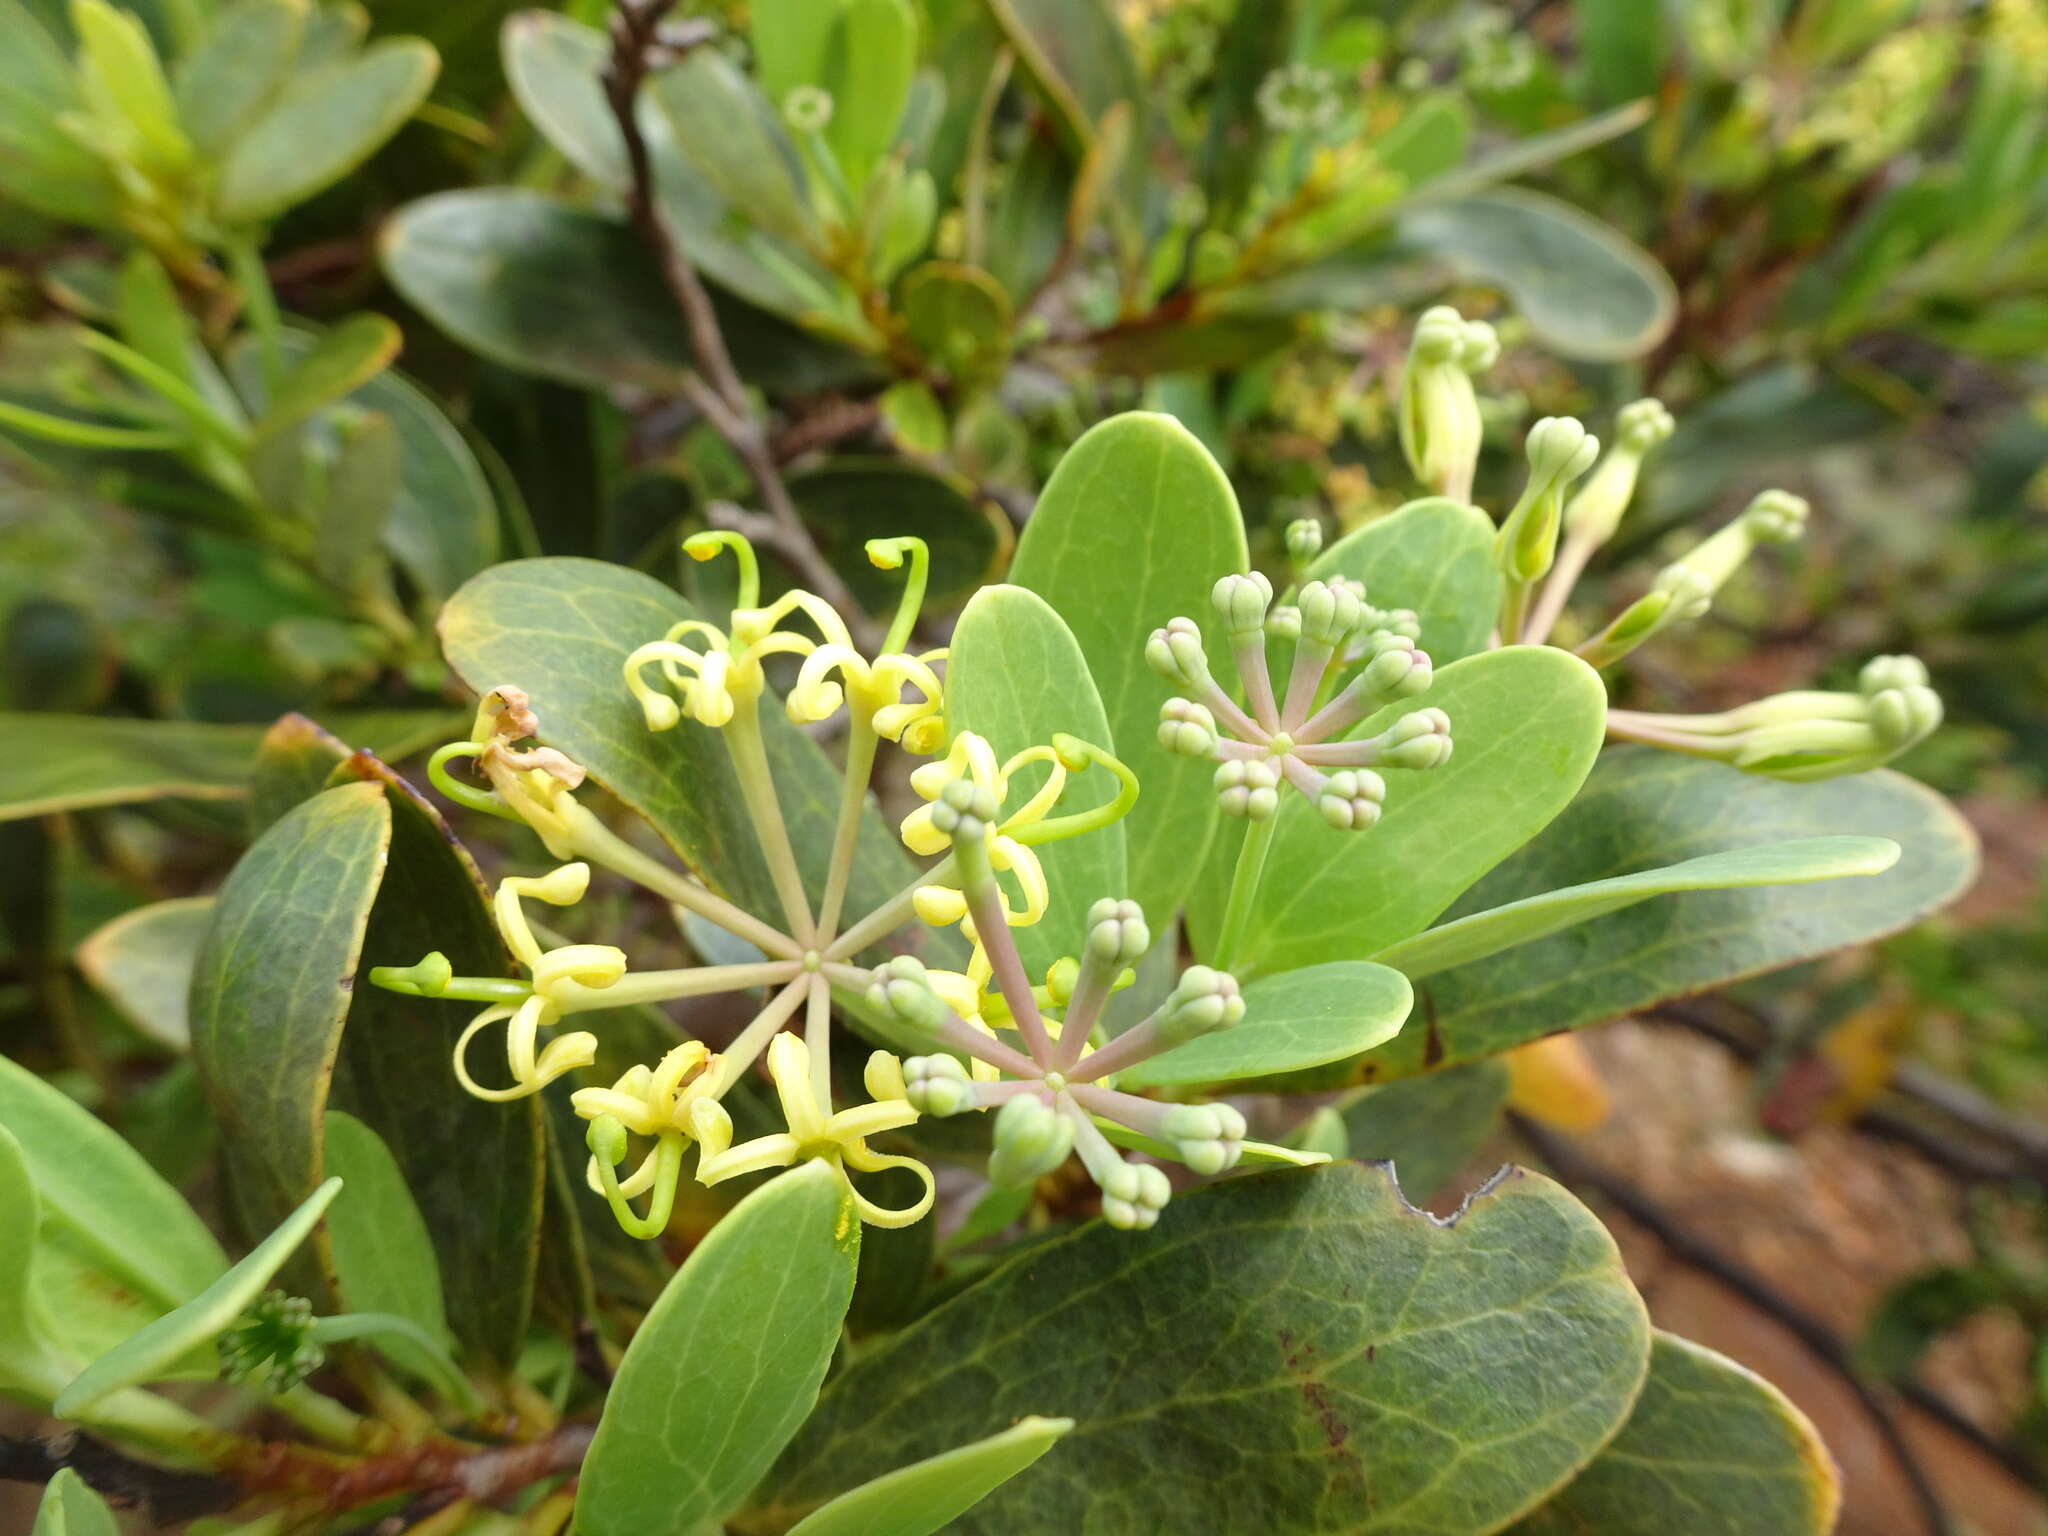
[1161,1102,1248,1176]
[1086,898,1150,968]
[1210,571,1273,639]
[903,1054,975,1117]
[1399,307,1497,499]
[1097,1158,1172,1231]
[867,956,955,1037]
[585,1113,629,1168]
[1158,697,1219,758]
[373,951,453,997]
[1296,579,1364,650]
[1145,616,1212,692]
[1358,635,1432,699]
[1615,397,1676,452]
[1285,517,1325,566]
[1158,965,1245,1044]
[1564,398,1674,547]
[1740,489,1809,545]
[1044,956,1080,1007]
[929,777,998,841]
[218,1291,326,1395]
[1860,655,1941,747]
[782,84,834,133]
[987,1095,1075,1188]
[1524,415,1599,487]
[1317,768,1386,830]
[1214,758,1281,821]
[1265,604,1302,642]
[1377,707,1454,770]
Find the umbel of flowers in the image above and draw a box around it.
[373,532,1391,1239]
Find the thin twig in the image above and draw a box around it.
[1510,1112,1969,1535]
[601,1,874,645]
[0,1431,239,1523]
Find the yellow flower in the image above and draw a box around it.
[688,1035,934,1228]
[899,731,1065,930]
[570,1039,721,1198]
[786,643,947,752]
[452,863,625,1103]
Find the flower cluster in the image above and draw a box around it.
[1399,306,1943,780]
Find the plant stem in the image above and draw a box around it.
[1524,530,1596,646]
[1212,815,1277,974]
[707,977,812,1094]
[954,835,1055,1066]
[566,808,802,960]
[816,722,880,943]
[224,234,284,390]
[554,960,802,1012]
[724,701,815,943]
[825,853,957,961]
[805,978,833,1106]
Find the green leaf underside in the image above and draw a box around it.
[945,584,1126,978]
[1507,1333,1839,1535]
[1309,497,1500,664]
[1196,647,1608,976]
[73,896,214,1050]
[32,1470,119,1536]
[0,1055,225,1315]
[753,1161,1650,1535]
[1343,1062,1514,1206]
[0,710,457,821]
[1374,835,1901,980]
[577,1162,860,1536]
[437,557,923,946]
[54,1178,341,1417]
[1118,960,1413,1089]
[784,1417,1075,1536]
[1359,749,1980,1080]
[325,754,544,1368]
[190,783,388,1266]
[1010,412,1249,926]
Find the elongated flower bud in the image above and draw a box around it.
[1214,758,1281,820]
[1160,1102,1248,1176]
[1296,579,1364,651]
[1399,307,1498,500]
[868,956,955,1037]
[903,1054,975,1117]
[1157,965,1245,1044]
[1316,768,1386,830]
[1145,616,1213,692]
[1210,571,1273,639]
[1158,697,1219,758]
[988,1095,1074,1188]
[1563,398,1675,549]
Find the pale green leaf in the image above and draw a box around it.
[1010,412,1248,925]
[647,47,811,248]
[214,38,438,222]
[753,1161,1650,1534]
[1118,960,1412,1089]
[785,1417,1075,1536]
[173,0,308,156]
[31,1470,118,1536]
[576,1162,860,1536]
[944,583,1125,978]
[1308,497,1500,664]
[74,895,213,1050]
[820,0,916,190]
[1374,836,1901,980]
[54,1177,341,1417]
[1508,1332,1840,1535]
[1198,647,1608,976]
[254,314,402,435]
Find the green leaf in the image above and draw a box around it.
[576,1162,860,1536]
[749,0,837,109]
[1200,647,1608,977]
[1118,960,1412,1089]
[326,754,544,1368]
[753,1161,1650,1534]
[1573,0,1667,108]
[986,0,1141,153]
[313,408,399,597]
[1342,1061,1513,1205]
[0,1125,82,1402]
[1368,749,1980,1079]
[437,557,923,942]
[1010,412,1249,925]
[54,1178,341,1418]
[73,895,213,1050]
[1508,1332,1840,1535]
[173,0,308,156]
[821,0,916,191]
[31,1470,118,1536]
[190,782,388,1256]
[0,0,124,227]
[321,1110,458,1391]
[1375,836,1902,981]
[255,314,402,436]
[900,261,1013,382]
[0,711,456,822]
[1394,189,1677,362]
[648,47,811,249]
[944,584,1125,977]
[0,1054,225,1314]
[1308,497,1500,664]
[1861,1266,2006,1380]
[786,458,997,612]
[247,712,353,833]
[214,38,439,223]
[501,8,622,180]
[71,0,189,170]
[378,190,869,396]
[786,1417,1075,1536]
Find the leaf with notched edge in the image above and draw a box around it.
[749,1161,1651,1536]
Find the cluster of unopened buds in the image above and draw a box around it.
[373,532,1318,1239]
[1394,304,1943,780]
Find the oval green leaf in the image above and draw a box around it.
[172,0,307,157]
[1342,1061,1513,1206]
[1508,1332,1840,1535]
[1118,960,1412,1089]
[944,584,1125,977]
[1369,749,1980,1080]
[1010,412,1249,926]
[576,1161,860,1536]
[752,1161,1650,1534]
[786,1417,1075,1536]
[1308,497,1500,664]
[74,896,213,1050]
[31,1470,118,1536]
[1374,835,1902,981]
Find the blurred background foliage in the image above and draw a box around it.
[2,0,2045,1503]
